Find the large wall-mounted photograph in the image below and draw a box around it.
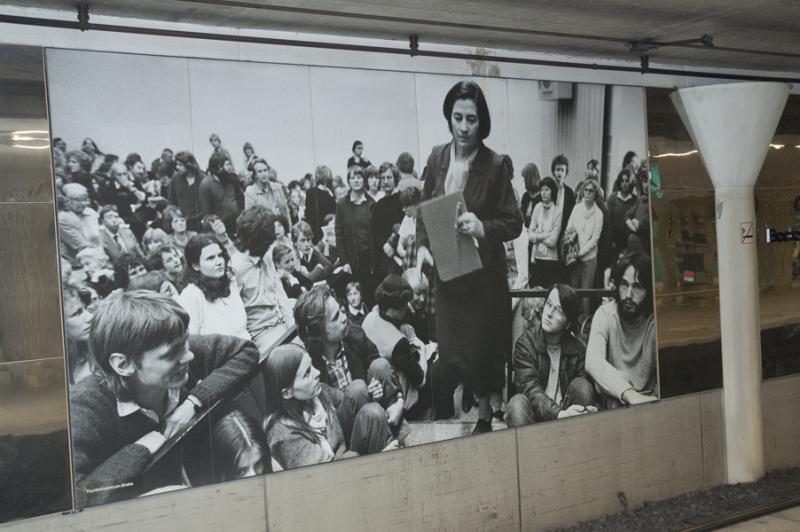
[47,48,658,508]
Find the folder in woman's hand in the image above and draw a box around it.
[419,191,482,282]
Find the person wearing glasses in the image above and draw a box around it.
[506,283,597,427]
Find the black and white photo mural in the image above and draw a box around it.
[47,48,658,507]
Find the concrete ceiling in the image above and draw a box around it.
[3,0,800,74]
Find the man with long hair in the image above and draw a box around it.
[586,251,658,408]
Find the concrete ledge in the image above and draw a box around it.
[518,394,705,530]
[3,374,799,531]
[265,428,520,531]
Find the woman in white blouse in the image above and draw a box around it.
[178,233,251,340]
[529,177,562,289]
[565,178,604,314]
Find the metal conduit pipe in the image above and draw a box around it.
[0,13,799,83]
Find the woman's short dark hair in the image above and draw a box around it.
[442,81,491,140]
[236,206,276,257]
[551,154,569,175]
[352,140,362,152]
[547,283,579,329]
[378,161,400,187]
[399,186,422,208]
[539,177,558,204]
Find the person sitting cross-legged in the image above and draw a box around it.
[263,344,397,471]
[507,283,597,428]
[294,286,406,436]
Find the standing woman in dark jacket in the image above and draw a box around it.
[416,80,523,432]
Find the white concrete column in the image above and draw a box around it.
[670,82,790,484]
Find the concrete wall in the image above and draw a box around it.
[3,374,797,532]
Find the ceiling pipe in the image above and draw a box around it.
[670,82,790,484]
[0,12,799,83]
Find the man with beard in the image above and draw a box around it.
[586,251,657,408]
[69,290,259,506]
[606,168,638,255]
[200,152,244,235]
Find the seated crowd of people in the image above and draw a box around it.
[53,134,656,505]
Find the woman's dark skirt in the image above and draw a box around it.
[434,270,510,397]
